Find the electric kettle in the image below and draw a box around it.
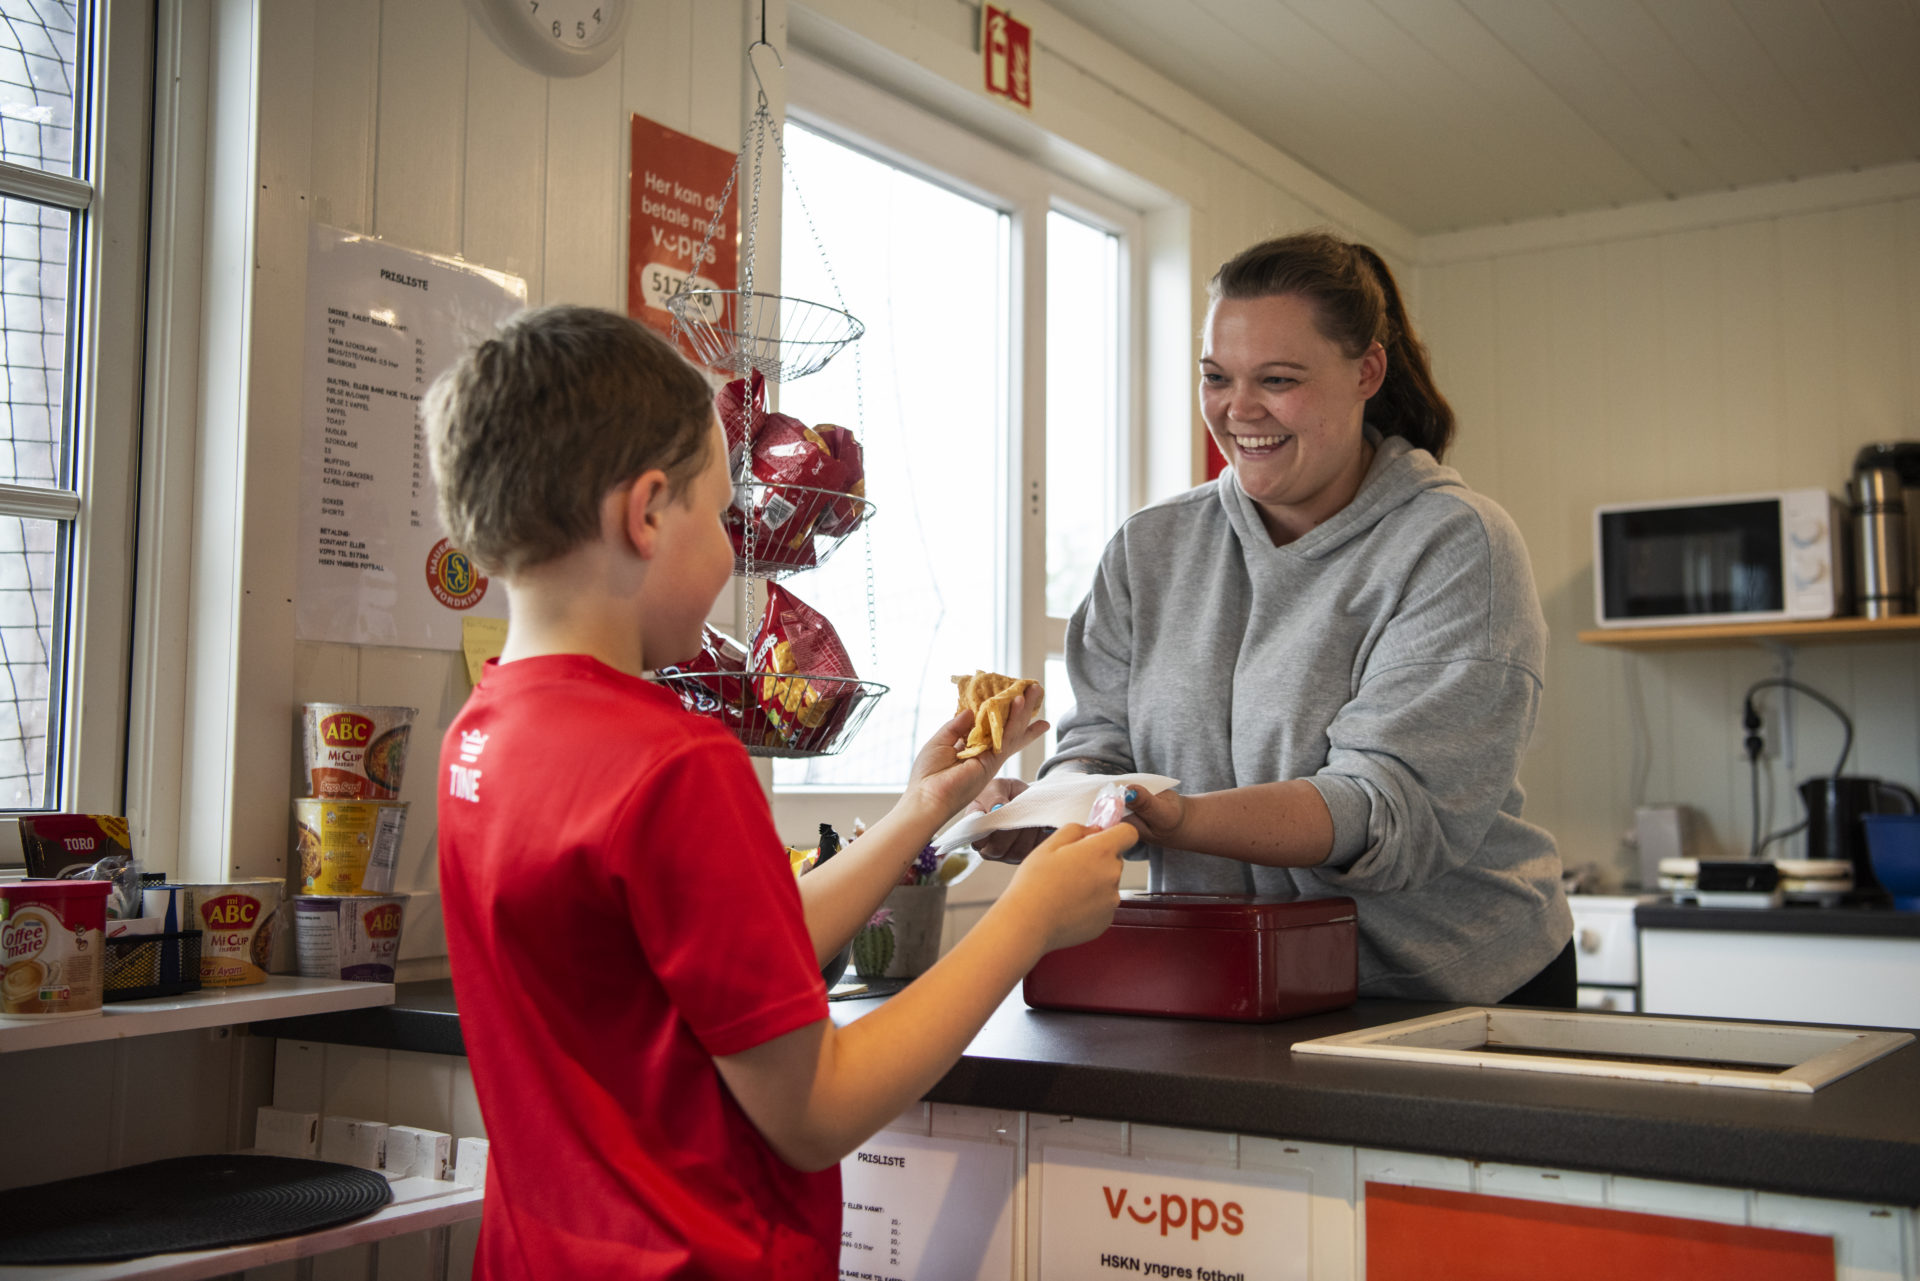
[1799,775,1920,900]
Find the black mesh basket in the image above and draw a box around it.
[103,929,203,1002]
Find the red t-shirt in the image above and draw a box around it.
[438,655,838,1279]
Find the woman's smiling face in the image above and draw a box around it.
[1199,293,1385,543]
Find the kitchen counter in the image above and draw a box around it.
[256,980,1920,1207]
[1637,901,1920,936]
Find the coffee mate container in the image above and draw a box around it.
[145,880,284,987]
[1,880,111,1018]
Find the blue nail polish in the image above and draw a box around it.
[1124,788,1139,804]
[990,803,1003,811]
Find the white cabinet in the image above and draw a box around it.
[1569,895,1644,1011]
[1641,929,1920,1028]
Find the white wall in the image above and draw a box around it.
[153,0,1433,970]
[1419,166,1920,878]
[139,0,756,977]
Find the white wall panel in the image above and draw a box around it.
[372,0,467,256]
[1420,188,1920,882]
[542,57,626,308]
[308,0,379,233]
[463,32,549,299]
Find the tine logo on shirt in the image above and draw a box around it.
[449,730,487,803]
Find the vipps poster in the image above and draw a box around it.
[627,113,739,361]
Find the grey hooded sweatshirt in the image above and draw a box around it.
[1046,432,1571,1003]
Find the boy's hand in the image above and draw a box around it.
[905,686,1048,823]
[1001,821,1135,953]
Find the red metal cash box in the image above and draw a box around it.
[1022,893,1358,1022]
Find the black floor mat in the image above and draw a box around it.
[0,1154,394,1264]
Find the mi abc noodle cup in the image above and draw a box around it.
[142,880,283,987]
[294,798,408,895]
[294,895,407,983]
[1,880,111,1018]
[301,703,415,800]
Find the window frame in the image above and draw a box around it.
[768,50,1143,837]
[0,0,151,862]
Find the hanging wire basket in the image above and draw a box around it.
[653,35,886,761]
[668,289,864,383]
[728,481,877,578]
[652,669,889,758]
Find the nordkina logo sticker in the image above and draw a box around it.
[425,538,487,610]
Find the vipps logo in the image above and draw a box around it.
[425,538,488,610]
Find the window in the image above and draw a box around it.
[0,0,146,837]
[770,55,1140,799]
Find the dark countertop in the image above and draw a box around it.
[255,979,1920,1207]
[1637,901,1920,936]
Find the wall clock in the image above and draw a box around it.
[468,0,631,78]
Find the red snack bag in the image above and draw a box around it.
[656,626,750,725]
[729,412,841,566]
[749,583,860,749]
[811,421,866,537]
[715,369,766,469]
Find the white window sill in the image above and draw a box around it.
[0,976,394,1056]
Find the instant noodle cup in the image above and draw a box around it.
[293,799,408,895]
[300,703,416,800]
[1,880,109,1017]
[294,894,408,983]
[143,880,283,987]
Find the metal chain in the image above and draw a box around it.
[769,118,876,655]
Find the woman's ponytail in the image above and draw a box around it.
[1210,233,1455,461]
[1348,244,1453,461]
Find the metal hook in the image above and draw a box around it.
[747,39,783,105]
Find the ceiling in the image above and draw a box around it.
[1041,0,1920,235]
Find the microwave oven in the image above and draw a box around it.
[1592,489,1850,628]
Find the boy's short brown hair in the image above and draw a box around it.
[424,305,716,576]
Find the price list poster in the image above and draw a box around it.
[296,224,526,648]
[627,113,738,357]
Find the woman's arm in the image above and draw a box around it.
[1123,777,1334,868]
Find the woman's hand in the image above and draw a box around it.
[1120,783,1188,846]
[904,686,1048,825]
[967,777,1050,864]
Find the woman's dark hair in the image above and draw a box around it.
[1209,231,1454,461]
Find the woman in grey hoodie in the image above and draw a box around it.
[982,231,1573,1006]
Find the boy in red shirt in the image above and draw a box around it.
[424,306,1135,1279]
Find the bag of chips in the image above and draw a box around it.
[749,583,861,750]
[657,626,753,729]
[728,412,867,568]
[715,369,766,470]
[810,421,867,537]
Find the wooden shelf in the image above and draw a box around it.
[0,1173,482,1279]
[1578,615,1920,651]
[0,977,394,1055]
